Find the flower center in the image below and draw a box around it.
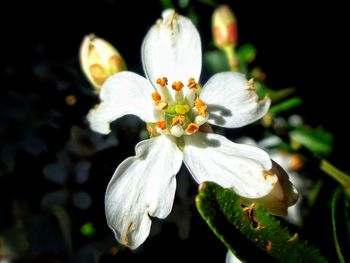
[148,77,209,138]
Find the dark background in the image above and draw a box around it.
[4,0,348,155]
[1,0,348,262]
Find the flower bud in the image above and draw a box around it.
[80,34,126,91]
[241,161,299,217]
[212,5,238,49]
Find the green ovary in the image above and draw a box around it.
[164,102,193,127]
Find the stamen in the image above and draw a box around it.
[194,114,209,126]
[146,123,160,137]
[247,78,256,90]
[146,124,154,136]
[155,101,168,111]
[170,125,184,137]
[186,123,199,134]
[172,81,184,91]
[194,98,205,108]
[187,78,198,89]
[151,92,161,102]
[171,115,186,126]
[156,121,167,130]
[194,98,207,117]
[156,77,168,87]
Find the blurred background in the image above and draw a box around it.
[1,0,348,262]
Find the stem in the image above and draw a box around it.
[331,188,346,263]
[320,159,350,189]
[223,45,238,71]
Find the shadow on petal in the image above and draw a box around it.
[207,104,232,125]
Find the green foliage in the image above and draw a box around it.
[269,97,303,117]
[332,188,346,263]
[80,222,96,238]
[320,160,350,189]
[178,0,190,8]
[267,87,297,103]
[236,44,257,73]
[237,44,257,64]
[196,182,327,263]
[289,126,334,156]
[159,0,174,8]
[204,50,231,74]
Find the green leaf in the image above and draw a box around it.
[345,191,350,243]
[254,82,296,103]
[307,179,324,207]
[269,97,303,116]
[197,0,218,7]
[331,188,346,263]
[289,126,334,156]
[178,0,190,8]
[204,50,231,75]
[237,44,257,65]
[196,182,327,263]
[320,160,350,189]
[159,0,174,8]
[268,88,297,103]
[186,7,199,26]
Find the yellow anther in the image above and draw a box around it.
[171,115,186,126]
[198,107,207,117]
[156,121,167,130]
[146,123,160,137]
[186,123,199,134]
[247,78,256,90]
[151,92,161,102]
[146,124,154,136]
[89,64,108,85]
[187,78,198,89]
[195,98,207,117]
[172,81,184,91]
[175,104,190,115]
[156,77,168,87]
[194,98,205,108]
[156,101,168,111]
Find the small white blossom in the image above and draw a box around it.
[87,10,298,249]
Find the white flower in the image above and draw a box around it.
[87,9,297,249]
[226,251,242,263]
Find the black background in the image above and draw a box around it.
[4,0,348,157]
[1,0,348,262]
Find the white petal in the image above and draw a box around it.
[226,251,242,263]
[142,9,202,95]
[242,161,299,216]
[200,72,270,128]
[105,135,183,249]
[87,71,156,134]
[183,132,277,198]
[286,200,303,226]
